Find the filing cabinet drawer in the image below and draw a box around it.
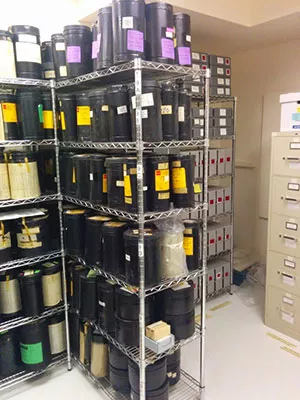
[271,176,300,217]
[265,285,300,341]
[267,251,300,295]
[272,136,300,177]
[269,214,300,257]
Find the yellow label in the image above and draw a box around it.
[124,175,132,197]
[101,105,109,112]
[172,161,181,168]
[70,280,74,297]
[0,233,11,250]
[174,38,177,48]
[155,169,170,191]
[43,110,54,129]
[172,167,186,190]
[105,221,127,227]
[89,216,111,221]
[129,168,137,175]
[102,174,107,193]
[21,227,40,235]
[77,106,91,126]
[194,183,201,193]
[161,105,172,115]
[183,236,193,256]
[297,106,300,113]
[158,163,169,170]
[184,228,192,235]
[2,103,17,123]
[158,192,170,200]
[61,111,66,130]
[125,197,132,204]
[72,167,76,183]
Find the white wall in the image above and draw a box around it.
[231,38,300,262]
[0,0,79,42]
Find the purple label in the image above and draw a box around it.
[161,38,175,60]
[67,46,81,63]
[127,30,144,53]
[166,27,175,33]
[178,47,191,65]
[92,41,98,59]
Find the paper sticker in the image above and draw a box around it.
[2,103,17,123]
[102,105,109,112]
[192,64,200,71]
[225,78,230,86]
[183,236,193,255]
[192,86,200,93]
[194,118,200,125]
[127,30,144,52]
[92,40,99,59]
[281,311,294,325]
[43,110,54,129]
[117,105,127,115]
[186,35,191,42]
[131,93,154,109]
[90,110,93,118]
[18,34,36,43]
[217,57,224,64]
[289,142,300,149]
[56,42,65,51]
[15,42,41,64]
[122,16,133,29]
[166,31,173,39]
[102,174,107,193]
[217,88,225,95]
[59,65,67,77]
[220,128,227,136]
[60,112,66,130]
[125,254,131,261]
[124,175,132,197]
[285,239,297,249]
[158,192,170,200]
[155,169,170,191]
[286,222,298,231]
[66,46,81,63]
[283,296,294,305]
[192,52,200,60]
[284,259,295,269]
[288,183,300,191]
[178,47,191,65]
[217,67,224,75]
[172,167,187,192]
[0,233,11,250]
[219,109,227,117]
[282,274,294,286]
[161,105,172,115]
[217,78,225,85]
[161,38,175,60]
[178,106,185,122]
[77,106,91,126]
[142,109,148,119]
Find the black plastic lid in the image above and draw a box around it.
[0,270,18,282]
[107,85,127,94]
[88,89,107,99]
[183,219,199,226]
[174,12,190,20]
[63,25,91,33]
[49,312,65,325]
[102,221,128,233]
[58,93,76,101]
[92,330,107,344]
[18,268,42,282]
[124,228,159,241]
[162,81,178,90]
[8,151,37,163]
[73,154,91,162]
[146,2,173,11]
[64,209,86,216]
[9,25,40,37]
[51,33,64,41]
[86,215,112,224]
[15,209,48,227]
[115,286,135,299]
[97,6,112,15]
[89,154,107,161]
[97,279,116,292]
[105,157,128,166]
[42,261,61,276]
[41,41,52,48]
[17,90,41,99]
[76,92,90,100]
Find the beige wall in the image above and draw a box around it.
[232,39,300,262]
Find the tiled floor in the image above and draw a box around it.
[4,283,300,400]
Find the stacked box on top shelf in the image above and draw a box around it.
[191,51,208,97]
[209,55,231,97]
[192,107,234,139]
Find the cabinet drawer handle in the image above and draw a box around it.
[281,196,300,203]
[282,235,297,242]
[283,157,300,162]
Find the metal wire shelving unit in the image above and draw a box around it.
[0,193,60,209]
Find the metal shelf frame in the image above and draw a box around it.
[0,139,56,148]
[0,193,60,209]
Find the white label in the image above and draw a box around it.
[220,128,227,136]
[200,119,204,126]
[225,78,230,86]
[98,300,106,307]
[200,129,204,136]
[89,173,94,181]
[18,34,37,43]
[125,254,131,261]
[49,321,66,355]
[192,52,200,60]
[142,109,148,119]
[192,85,200,93]
[290,142,300,149]
[217,57,224,64]
[282,274,295,286]
[178,106,185,122]
[56,42,65,51]
[217,67,224,75]
[288,183,300,191]
[131,93,154,109]
[220,109,227,117]
[90,110,93,118]
[285,239,297,248]
[45,70,55,79]
[284,259,295,269]
[166,31,173,39]
[217,88,225,95]
[225,88,231,95]
[192,64,200,71]
[194,118,200,125]
[122,16,133,29]
[283,296,294,305]
[219,118,227,126]
[199,109,204,116]
[117,105,127,115]
[281,311,294,325]
[217,78,225,85]
[15,42,41,64]
[59,65,67,77]
[286,222,297,230]
[186,35,191,42]
[138,242,144,257]
[116,180,124,187]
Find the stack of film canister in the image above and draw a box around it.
[183,219,201,271]
[109,344,130,393]
[41,41,55,79]
[97,279,117,334]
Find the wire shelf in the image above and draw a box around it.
[195,285,231,304]
[69,255,204,297]
[211,135,235,141]
[0,139,56,148]
[0,249,63,273]
[0,304,66,333]
[0,77,51,90]
[0,353,67,392]
[60,139,206,150]
[64,196,205,222]
[91,322,202,366]
[193,95,235,103]
[208,173,234,180]
[208,211,232,222]
[73,357,200,400]
[208,250,231,261]
[56,60,206,91]
[0,193,60,209]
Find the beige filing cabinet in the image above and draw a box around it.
[265,132,300,341]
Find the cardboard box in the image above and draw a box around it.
[210,86,225,96]
[145,334,175,354]
[208,149,217,176]
[207,225,217,257]
[225,78,231,87]
[192,51,208,64]
[213,118,233,127]
[215,265,223,291]
[216,188,224,215]
[209,55,231,66]
[207,267,215,294]
[216,226,224,254]
[225,148,233,174]
[217,149,226,175]
[224,224,232,251]
[211,77,225,86]
[224,187,232,212]
[223,260,231,287]
[280,93,300,131]
[146,321,171,340]
[192,128,204,139]
[210,66,225,76]
[208,188,216,217]
[214,127,234,137]
[213,108,233,118]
